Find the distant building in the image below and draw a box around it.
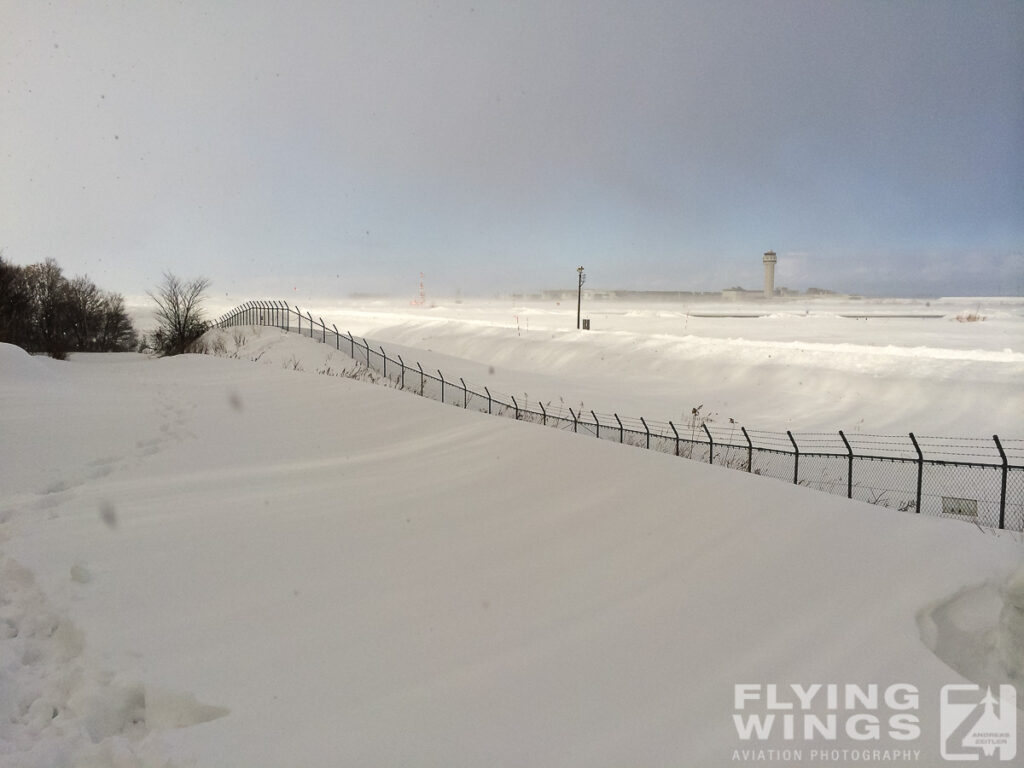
[721,288,763,301]
[539,289,717,302]
[539,250,841,302]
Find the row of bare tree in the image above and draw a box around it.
[0,255,137,358]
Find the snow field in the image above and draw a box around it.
[268,296,1024,436]
[1,327,1023,766]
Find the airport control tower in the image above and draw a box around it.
[763,250,777,298]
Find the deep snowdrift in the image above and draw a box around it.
[1,337,1022,766]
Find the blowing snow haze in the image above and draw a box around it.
[1,1,1022,299]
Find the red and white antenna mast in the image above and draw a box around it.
[411,272,426,306]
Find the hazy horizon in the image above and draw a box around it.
[4,1,1022,301]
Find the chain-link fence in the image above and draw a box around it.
[215,300,1024,531]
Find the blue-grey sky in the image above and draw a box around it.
[2,1,1022,300]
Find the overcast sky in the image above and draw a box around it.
[2,1,1022,301]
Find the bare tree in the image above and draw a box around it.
[24,258,72,358]
[0,252,32,346]
[148,273,211,356]
[96,292,138,351]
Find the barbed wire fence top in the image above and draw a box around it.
[212,300,1024,532]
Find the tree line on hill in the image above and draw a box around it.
[0,253,215,359]
[0,254,137,358]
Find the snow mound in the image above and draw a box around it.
[195,325,383,380]
[1000,565,1024,682]
[0,344,53,382]
[918,563,1024,707]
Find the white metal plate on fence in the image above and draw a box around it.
[941,496,978,517]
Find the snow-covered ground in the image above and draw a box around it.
[236,295,1024,436]
[3,296,1023,766]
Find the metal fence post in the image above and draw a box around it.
[306,312,313,338]
[319,317,326,344]
[591,411,601,439]
[539,401,547,426]
[459,377,468,408]
[703,423,714,465]
[397,354,406,389]
[417,362,425,395]
[380,347,387,378]
[741,427,753,473]
[669,421,680,457]
[484,386,492,414]
[640,417,650,450]
[333,325,339,350]
[511,395,519,420]
[787,430,799,484]
[438,370,445,404]
[614,413,623,443]
[839,430,853,499]
[909,433,923,514]
[994,434,1008,529]
[569,407,578,433]
[296,307,301,335]
[284,302,290,332]
[347,332,355,358]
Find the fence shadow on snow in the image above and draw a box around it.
[214,300,1024,532]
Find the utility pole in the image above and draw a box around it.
[576,265,586,330]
